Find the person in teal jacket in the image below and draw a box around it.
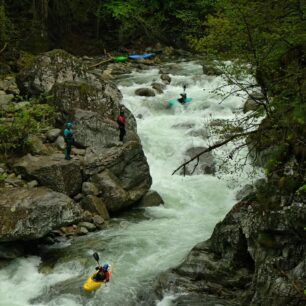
[63,122,74,160]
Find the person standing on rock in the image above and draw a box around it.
[117,111,126,143]
[63,122,74,160]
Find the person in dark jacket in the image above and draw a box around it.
[178,85,187,104]
[117,111,126,142]
[63,122,74,160]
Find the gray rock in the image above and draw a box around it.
[0,187,83,241]
[28,134,49,155]
[160,74,171,84]
[55,136,66,150]
[202,63,223,76]
[14,154,82,196]
[181,146,216,175]
[243,98,261,113]
[138,190,164,208]
[135,88,156,97]
[27,180,38,188]
[235,184,255,201]
[46,128,61,142]
[82,182,99,196]
[77,222,96,231]
[0,92,13,106]
[151,82,165,94]
[50,80,123,123]
[80,195,110,220]
[92,214,104,227]
[16,49,88,96]
[77,227,88,235]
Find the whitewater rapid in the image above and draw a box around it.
[0,61,260,306]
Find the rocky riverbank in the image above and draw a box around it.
[0,49,170,261]
[138,191,306,306]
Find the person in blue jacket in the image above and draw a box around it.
[63,122,74,160]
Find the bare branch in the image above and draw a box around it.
[0,43,8,55]
[172,130,258,175]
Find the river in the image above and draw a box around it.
[0,60,260,306]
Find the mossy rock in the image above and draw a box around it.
[16,51,34,71]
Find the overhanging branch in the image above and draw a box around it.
[172,130,258,175]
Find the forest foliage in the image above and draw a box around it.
[0,0,305,202]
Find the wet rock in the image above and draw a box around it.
[78,222,96,231]
[135,88,156,97]
[202,63,223,76]
[0,242,26,259]
[77,227,88,235]
[138,190,164,208]
[151,82,166,94]
[0,187,83,241]
[14,154,82,196]
[160,74,171,84]
[92,214,105,228]
[181,146,216,175]
[235,184,255,201]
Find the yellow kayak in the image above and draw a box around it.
[83,265,112,292]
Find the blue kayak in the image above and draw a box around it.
[128,53,154,60]
[167,98,192,107]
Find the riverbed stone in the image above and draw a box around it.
[138,190,164,207]
[135,88,156,97]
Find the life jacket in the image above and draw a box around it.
[117,115,125,126]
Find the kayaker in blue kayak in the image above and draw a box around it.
[178,85,187,104]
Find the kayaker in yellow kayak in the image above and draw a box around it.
[83,252,112,292]
[93,264,110,283]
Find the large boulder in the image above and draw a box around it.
[0,187,84,242]
[13,154,82,197]
[16,49,88,96]
[50,80,123,122]
[84,141,152,213]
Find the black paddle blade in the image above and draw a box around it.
[93,252,99,262]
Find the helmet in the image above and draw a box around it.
[66,122,73,128]
[102,264,109,271]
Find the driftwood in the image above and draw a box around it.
[88,57,112,68]
[0,43,8,55]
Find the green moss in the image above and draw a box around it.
[16,52,35,70]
